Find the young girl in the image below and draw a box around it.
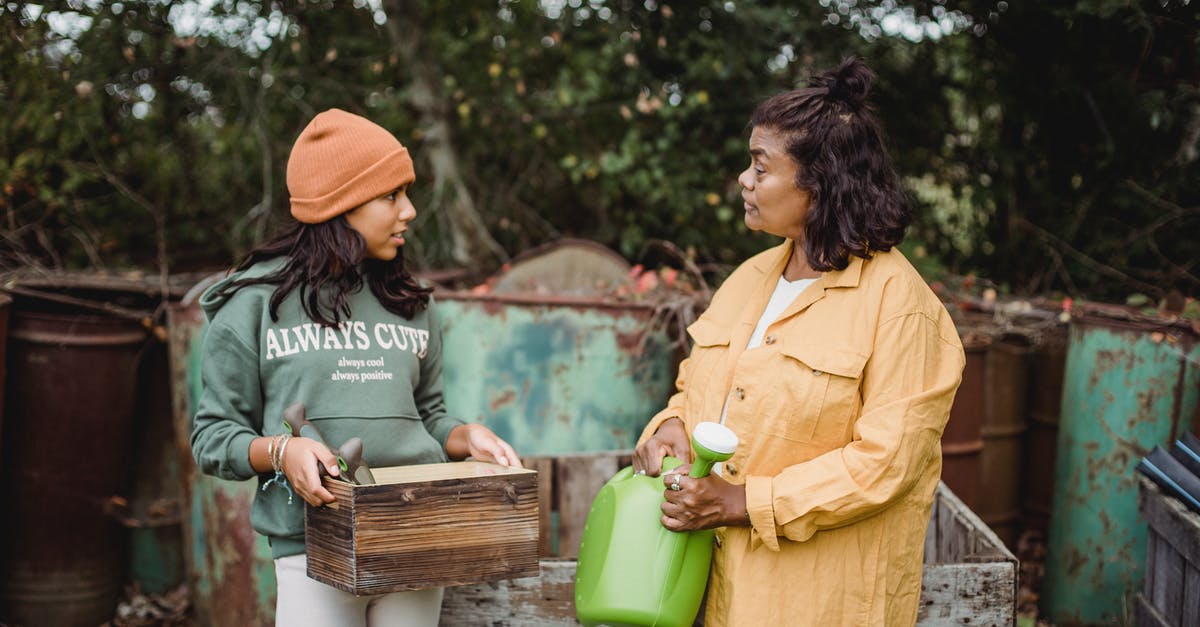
[191,108,520,626]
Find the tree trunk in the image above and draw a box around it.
[382,0,507,268]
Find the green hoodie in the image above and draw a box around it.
[190,256,465,559]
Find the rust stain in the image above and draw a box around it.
[205,487,269,626]
[615,330,642,353]
[1063,546,1088,577]
[488,389,516,412]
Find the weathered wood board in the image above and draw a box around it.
[1137,476,1200,627]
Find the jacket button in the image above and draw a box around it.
[764,335,776,345]
[726,463,738,476]
[735,387,745,400]
[812,369,824,376]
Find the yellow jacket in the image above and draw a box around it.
[638,241,964,626]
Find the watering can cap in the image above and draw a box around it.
[692,422,738,455]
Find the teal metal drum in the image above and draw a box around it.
[438,293,677,455]
[1042,308,1200,625]
[167,278,278,626]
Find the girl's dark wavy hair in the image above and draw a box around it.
[750,56,911,271]
[213,216,432,327]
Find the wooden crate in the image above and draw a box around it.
[1136,476,1200,627]
[305,461,539,595]
[918,481,1019,626]
[441,453,1018,626]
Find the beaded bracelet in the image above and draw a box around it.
[262,433,295,504]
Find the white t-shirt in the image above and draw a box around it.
[718,275,818,426]
[746,276,817,349]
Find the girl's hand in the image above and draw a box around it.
[281,437,340,506]
[659,470,748,532]
[447,424,523,468]
[633,417,691,477]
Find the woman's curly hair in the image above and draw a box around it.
[213,216,432,327]
[750,57,912,271]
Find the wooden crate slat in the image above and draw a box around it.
[1136,593,1174,627]
[1146,528,1159,599]
[1152,531,1182,623]
[521,456,556,557]
[916,562,1017,626]
[441,559,579,626]
[923,491,941,564]
[1183,564,1200,627]
[554,454,621,559]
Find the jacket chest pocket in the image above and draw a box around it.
[773,342,867,444]
[684,318,732,416]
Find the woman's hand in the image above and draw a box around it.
[447,423,523,468]
[281,437,340,507]
[633,417,691,476]
[659,469,749,532]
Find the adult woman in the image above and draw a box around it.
[632,58,965,626]
[191,108,520,626]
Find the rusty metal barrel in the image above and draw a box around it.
[1020,324,1068,536]
[1042,307,1200,625]
[125,339,186,594]
[941,332,991,509]
[977,332,1032,548]
[0,299,149,627]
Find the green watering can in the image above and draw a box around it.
[575,422,739,627]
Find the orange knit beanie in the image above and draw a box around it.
[286,109,415,224]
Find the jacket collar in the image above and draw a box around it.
[744,240,865,328]
[749,239,864,288]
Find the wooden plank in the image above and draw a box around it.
[554,454,620,559]
[440,559,579,626]
[1151,534,1185,625]
[916,562,1017,626]
[1183,564,1200,627]
[924,494,940,564]
[1145,529,1159,600]
[1135,592,1173,627]
[522,456,556,557]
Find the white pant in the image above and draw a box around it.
[274,554,443,627]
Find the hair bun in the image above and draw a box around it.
[811,57,874,111]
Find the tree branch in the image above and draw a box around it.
[1018,217,1162,297]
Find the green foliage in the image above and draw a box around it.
[1,1,1197,302]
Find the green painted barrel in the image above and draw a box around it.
[438,293,677,455]
[1042,309,1200,625]
[167,278,278,626]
